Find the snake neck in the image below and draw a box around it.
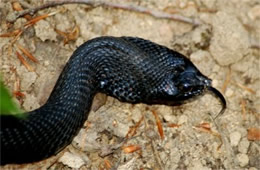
[44,50,100,117]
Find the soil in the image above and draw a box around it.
[0,0,259,169]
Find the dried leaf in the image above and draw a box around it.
[122,145,141,153]
[104,159,112,169]
[247,128,260,141]
[55,25,79,44]
[196,122,211,131]
[12,2,23,11]
[16,44,38,63]
[16,51,34,72]
[168,123,181,128]
[12,2,32,20]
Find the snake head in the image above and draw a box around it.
[164,65,211,102]
[150,57,226,118]
[177,67,211,98]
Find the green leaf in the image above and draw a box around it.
[0,76,23,115]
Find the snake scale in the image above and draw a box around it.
[0,36,226,165]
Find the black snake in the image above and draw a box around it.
[0,36,226,165]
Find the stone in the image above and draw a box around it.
[230,131,242,147]
[59,152,85,169]
[209,11,249,66]
[236,153,249,167]
[34,20,57,41]
[238,138,250,154]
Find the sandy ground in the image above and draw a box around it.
[0,0,259,169]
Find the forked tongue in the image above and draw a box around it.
[207,86,226,119]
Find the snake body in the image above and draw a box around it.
[0,36,226,165]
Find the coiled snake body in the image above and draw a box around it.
[0,36,226,165]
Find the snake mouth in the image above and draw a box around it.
[207,86,226,119]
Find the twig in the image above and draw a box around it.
[8,0,201,26]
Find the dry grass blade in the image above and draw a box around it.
[221,68,231,93]
[10,30,23,45]
[13,72,25,98]
[11,67,25,100]
[0,29,22,37]
[125,115,143,139]
[194,122,223,150]
[103,159,112,169]
[24,11,60,27]
[16,51,34,72]
[152,110,164,140]
[16,44,38,63]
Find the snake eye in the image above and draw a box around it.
[179,83,193,92]
[173,66,185,75]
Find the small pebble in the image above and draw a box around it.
[225,88,234,97]
[248,5,260,20]
[44,61,50,66]
[236,153,249,167]
[189,160,211,170]
[170,148,181,163]
[238,138,250,154]
[59,152,85,169]
[112,121,130,137]
[209,11,249,66]
[230,131,242,147]
[34,20,57,41]
[159,106,175,122]
[145,128,158,140]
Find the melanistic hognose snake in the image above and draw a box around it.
[0,36,226,165]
